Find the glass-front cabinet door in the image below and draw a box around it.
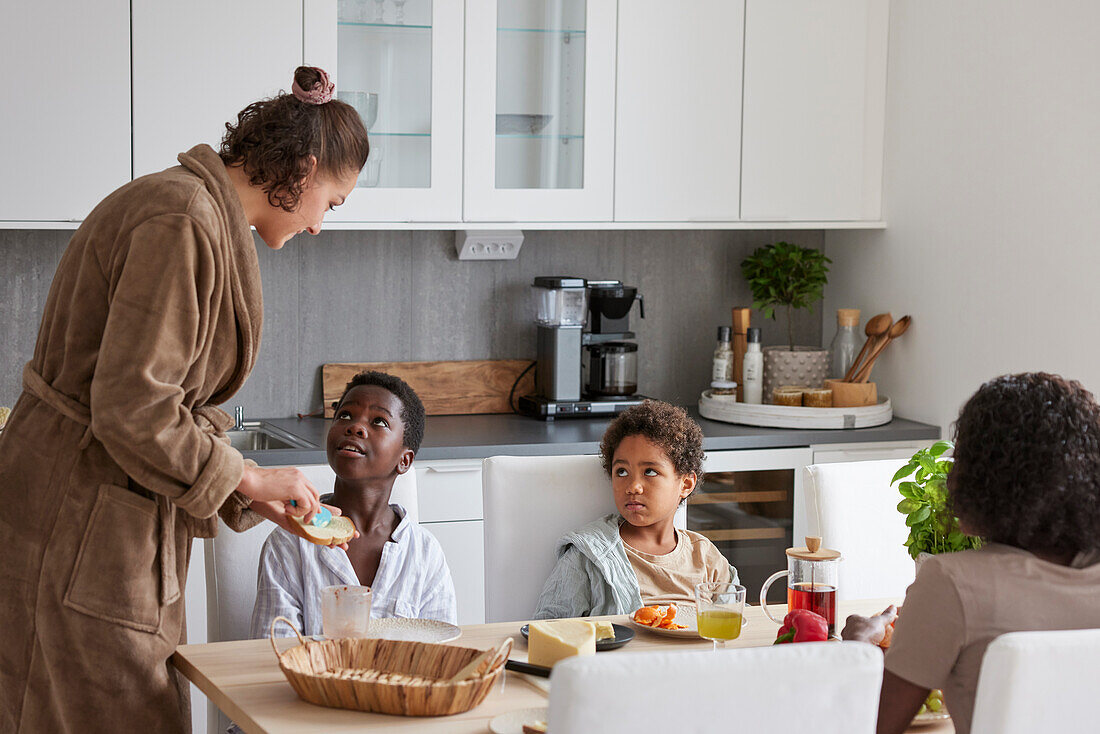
[304,0,462,222]
[464,0,615,222]
[689,449,813,606]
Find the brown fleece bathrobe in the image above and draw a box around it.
[0,144,266,733]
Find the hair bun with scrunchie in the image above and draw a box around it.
[292,66,335,105]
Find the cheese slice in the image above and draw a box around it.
[528,620,596,668]
[593,621,616,641]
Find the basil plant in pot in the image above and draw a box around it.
[740,242,831,401]
[893,440,982,572]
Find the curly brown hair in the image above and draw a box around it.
[219,67,369,212]
[600,401,705,493]
[950,372,1100,555]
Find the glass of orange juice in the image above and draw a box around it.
[695,582,746,650]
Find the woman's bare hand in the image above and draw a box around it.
[841,604,898,646]
[248,500,359,551]
[249,498,302,535]
[237,465,321,522]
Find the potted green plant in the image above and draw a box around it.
[892,440,982,571]
[740,242,831,399]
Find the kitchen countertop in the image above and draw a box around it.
[245,410,939,465]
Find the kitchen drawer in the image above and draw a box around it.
[415,459,484,523]
[811,441,926,465]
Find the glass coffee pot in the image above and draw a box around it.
[759,536,841,636]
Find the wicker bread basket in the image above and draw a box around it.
[269,616,512,716]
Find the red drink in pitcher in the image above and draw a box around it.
[788,582,837,635]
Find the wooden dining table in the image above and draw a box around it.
[173,598,953,733]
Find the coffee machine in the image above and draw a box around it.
[518,276,648,420]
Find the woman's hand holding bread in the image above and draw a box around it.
[248,498,358,550]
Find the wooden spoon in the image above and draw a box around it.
[852,315,911,383]
[842,313,893,382]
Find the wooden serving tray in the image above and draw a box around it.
[322,360,535,417]
[698,390,893,429]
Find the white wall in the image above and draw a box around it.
[824,0,1100,434]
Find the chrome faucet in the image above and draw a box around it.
[232,405,245,431]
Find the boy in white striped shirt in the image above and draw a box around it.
[250,371,457,638]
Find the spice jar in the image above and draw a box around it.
[710,380,738,397]
[773,387,804,406]
[803,388,833,408]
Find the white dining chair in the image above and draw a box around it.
[970,628,1100,734]
[482,454,686,624]
[550,641,883,733]
[802,459,914,600]
[203,465,416,733]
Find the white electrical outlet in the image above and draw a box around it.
[456,230,524,260]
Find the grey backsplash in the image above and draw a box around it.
[0,229,824,416]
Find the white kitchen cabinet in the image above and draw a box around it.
[304,0,464,222]
[131,0,303,178]
[463,0,617,222]
[0,2,130,222]
[614,0,745,222]
[740,0,889,221]
[416,458,485,623]
[420,520,486,625]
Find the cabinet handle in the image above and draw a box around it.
[424,464,482,474]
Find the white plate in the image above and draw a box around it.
[488,707,549,734]
[910,709,951,727]
[367,618,461,644]
[628,605,750,639]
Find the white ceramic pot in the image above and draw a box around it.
[762,346,829,404]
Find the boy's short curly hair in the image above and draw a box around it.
[600,401,705,483]
[337,371,425,454]
[950,372,1100,555]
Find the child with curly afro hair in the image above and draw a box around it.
[534,401,738,619]
[843,373,1100,734]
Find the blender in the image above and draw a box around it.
[519,277,648,420]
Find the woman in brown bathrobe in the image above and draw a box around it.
[0,67,368,733]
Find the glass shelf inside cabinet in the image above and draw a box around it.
[497,27,585,34]
[337,0,433,189]
[338,21,432,30]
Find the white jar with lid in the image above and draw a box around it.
[709,379,738,397]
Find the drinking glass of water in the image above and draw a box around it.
[321,585,372,639]
[695,581,746,651]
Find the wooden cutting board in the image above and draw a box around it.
[322,360,536,417]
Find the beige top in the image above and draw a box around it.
[885,543,1100,734]
[623,527,732,609]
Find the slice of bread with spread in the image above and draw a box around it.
[288,514,357,546]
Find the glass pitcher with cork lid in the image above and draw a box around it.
[759,536,842,636]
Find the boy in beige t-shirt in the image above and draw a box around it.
[534,401,737,619]
[843,373,1100,734]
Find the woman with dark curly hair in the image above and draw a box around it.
[842,373,1100,734]
[0,67,367,732]
[533,401,738,619]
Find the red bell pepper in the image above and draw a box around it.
[773,609,829,644]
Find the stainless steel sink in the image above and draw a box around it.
[225,421,313,452]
